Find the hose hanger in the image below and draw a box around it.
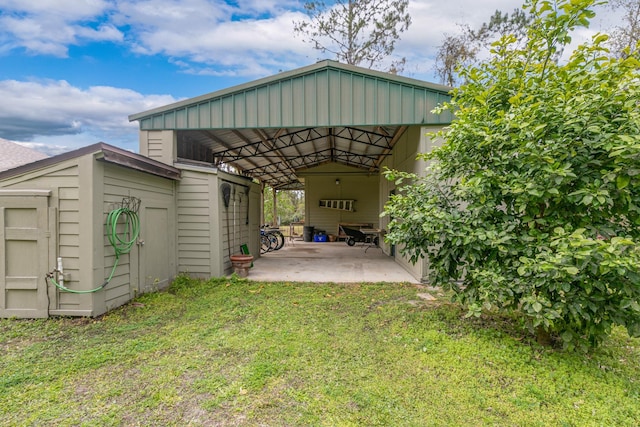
[46,196,141,293]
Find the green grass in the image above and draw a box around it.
[1,276,639,426]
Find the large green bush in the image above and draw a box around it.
[384,0,640,351]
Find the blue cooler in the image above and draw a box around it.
[313,231,327,242]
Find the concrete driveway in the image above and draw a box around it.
[246,241,419,283]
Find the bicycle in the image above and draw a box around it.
[260,225,285,254]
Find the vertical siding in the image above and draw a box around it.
[135,63,453,131]
[177,170,213,277]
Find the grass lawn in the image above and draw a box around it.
[1,276,639,426]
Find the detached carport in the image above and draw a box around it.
[247,241,420,284]
[129,60,452,282]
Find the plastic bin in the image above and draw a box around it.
[303,226,314,242]
[314,234,328,242]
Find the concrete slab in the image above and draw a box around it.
[245,241,420,284]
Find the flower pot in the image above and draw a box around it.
[230,254,254,278]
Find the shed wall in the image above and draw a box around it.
[139,130,175,166]
[175,165,260,278]
[302,163,380,237]
[176,168,215,277]
[218,172,260,274]
[0,160,86,314]
[379,125,446,282]
[98,162,177,315]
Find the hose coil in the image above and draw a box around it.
[47,207,140,294]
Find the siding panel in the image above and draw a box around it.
[103,164,176,308]
[176,170,212,276]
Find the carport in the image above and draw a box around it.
[129,60,453,282]
[248,241,420,284]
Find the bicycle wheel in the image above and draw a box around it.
[260,234,270,254]
[271,229,285,250]
[267,233,279,251]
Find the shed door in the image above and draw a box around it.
[0,195,52,318]
[139,206,171,293]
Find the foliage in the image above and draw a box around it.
[263,186,305,225]
[435,8,532,86]
[1,277,639,425]
[384,0,640,351]
[607,0,640,58]
[293,0,411,72]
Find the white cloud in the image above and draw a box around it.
[116,1,312,75]
[0,0,122,56]
[0,79,179,150]
[394,0,617,81]
[0,0,110,17]
[15,140,75,157]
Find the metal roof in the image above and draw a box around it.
[129,60,453,189]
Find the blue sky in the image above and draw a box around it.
[0,0,616,155]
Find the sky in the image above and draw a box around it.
[0,0,618,156]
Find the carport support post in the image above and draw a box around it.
[272,188,277,227]
[260,182,265,227]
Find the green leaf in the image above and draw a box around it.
[561,330,573,342]
[532,302,543,313]
[565,266,579,275]
[617,175,631,190]
[619,135,636,144]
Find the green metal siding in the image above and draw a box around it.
[134,62,453,131]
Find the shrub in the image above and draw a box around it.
[384,0,640,351]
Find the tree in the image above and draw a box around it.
[434,31,477,87]
[434,8,532,86]
[263,187,305,225]
[293,0,411,72]
[607,0,640,58]
[384,0,640,351]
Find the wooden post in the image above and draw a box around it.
[272,188,278,227]
[260,182,265,227]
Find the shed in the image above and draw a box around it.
[0,143,260,318]
[129,60,453,282]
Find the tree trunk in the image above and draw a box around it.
[536,326,552,346]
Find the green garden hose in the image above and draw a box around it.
[47,207,140,294]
